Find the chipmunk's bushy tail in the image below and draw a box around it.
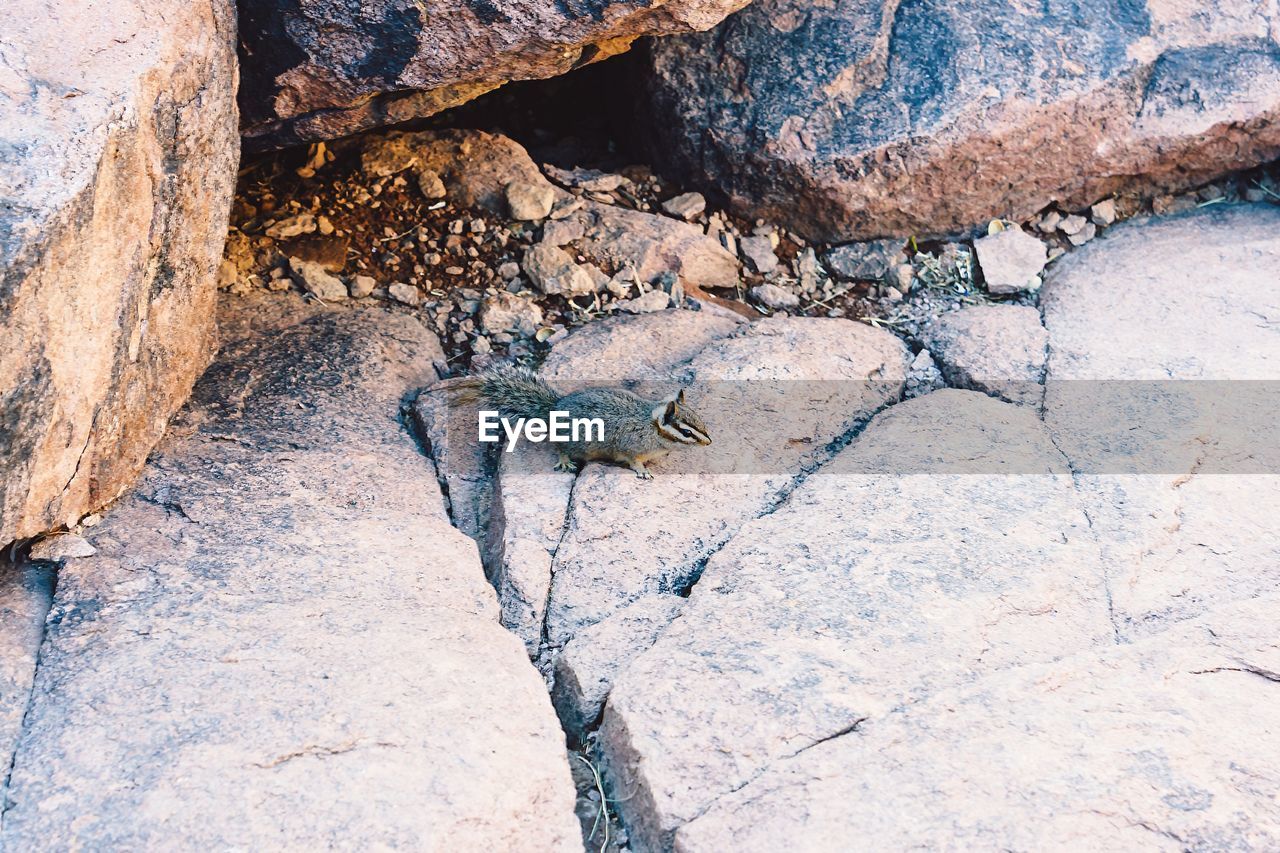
[447,363,560,422]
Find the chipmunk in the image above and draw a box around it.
[442,364,711,479]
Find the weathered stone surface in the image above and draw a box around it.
[0,307,579,849]
[644,0,1280,240]
[1042,204,1280,640]
[822,239,904,281]
[237,0,750,148]
[480,292,544,337]
[0,562,53,809]
[675,595,1280,851]
[617,289,672,314]
[483,444,575,654]
[739,235,778,274]
[551,594,684,745]
[507,180,556,221]
[921,305,1048,406]
[411,390,492,545]
[0,0,238,546]
[1043,204,1280,381]
[524,244,596,296]
[564,201,741,291]
[540,309,741,384]
[544,317,909,646]
[750,282,799,310]
[598,390,1111,849]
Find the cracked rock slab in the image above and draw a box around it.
[0,0,239,546]
[921,304,1048,406]
[598,390,1112,850]
[544,317,909,646]
[0,307,578,849]
[551,594,684,745]
[1043,204,1280,640]
[0,562,54,809]
[675,595,1280,851]
[643,0,1280,240]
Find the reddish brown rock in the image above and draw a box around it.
[643,0,1280,240]
[0,0,239,547]
[237,0,751,149]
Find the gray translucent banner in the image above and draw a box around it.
[426,381,1280,475]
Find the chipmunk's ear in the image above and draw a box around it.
[676,388,686,406]
[653,395,679,423]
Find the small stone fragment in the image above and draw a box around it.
[522,244,595,296]
[498,261,521,280]
[1037,210,1062,232]
[289,257,348,301]
[506,180,556,221]
[616,289,671,314]
[417,168,446,199]
[348,274,377,298]
[889,262,915,292]
[740,235,778,274]
[922,304,1048,406]
[541,218,585,247]
[750,282,800,310]
[1090,198,1117,225]
[822,238,904,281]
[904,348,945,399]
[266,213,317,239]
[388,282,421,306]
[544,165,626,193]
[1057,214,1088,236]
[481,292,544,337]
[973,227,1048,294]
[583,263,610,293]
[1067,222,1097,246]
[661,192,706,221]
[29,533,96,562]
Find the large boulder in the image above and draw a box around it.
[237,0,751,148]
[0,306,579,849]
[642,0,1280,240]
[0,0,239,547]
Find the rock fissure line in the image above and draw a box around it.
[671,390,908,601]
[1190,664,1280,684]
[1039,370,1124,647]
[540,467,584,651]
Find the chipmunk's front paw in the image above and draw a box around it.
[554,454,579,474]
[632,466,654,480]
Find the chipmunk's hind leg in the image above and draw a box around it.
[554,451,579,474]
